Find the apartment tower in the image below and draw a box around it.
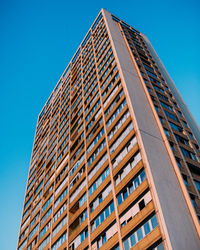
[17,9,200,250]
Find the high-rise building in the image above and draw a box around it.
[17,9,200,250]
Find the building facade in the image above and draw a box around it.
[18,9,200,250]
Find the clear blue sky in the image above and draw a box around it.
[0,0,199,249]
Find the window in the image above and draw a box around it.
[21,216,30,231]
[86,117,103,143]
[110,123,133,154]
[91,202,114,232]
[153,242,165,250]
[18,239,27,250]
[53,202,67,222]
[146,69,157,78]
[164,110,179,122]
[139,199,145,210]
[175,157,182,168]
[99,60,116,84]
[187,162,200,176]
[105,89,124,118]
[175,134,189,146]
[112,136,137,169]
[169,142,175,151]
[160,101,173,111]
[24,196,33,210]
[85,99,101,123]
[123,214,159,249]
[180,147,197,161]
[55,175,68,197]
[52,216,67,238]
[103,79,120,108]
[79,193,87,207]
[169,121,183,133]
[89,167,110,196]
[88,154,108,181]
[58,135,69,154]
[194,180,200,192]
[117,170,146,206]
[90,184,112,212]
[85,91,99,113]
[70,179,86,203]
[183,121,188,128]
[156,92,168,102]
[164,128,169,136]
[52,231,67,250]
[54,188,68,208]
[108,111,130,141]
[41,207,52,226]
[101,71,119,96]
[84,77,97,95]
[80,210,87,224]
[39,220,51,239]
[189,132,194,140]
[106,99,127,128]
[70,143,84,165]
[96,38,109,59]
[19,227,29,242]
[57,144,69,164]
[120,191,152,228]
[115,151,141,186]
[70,154,85,177]
[28,224,39,240]
[38,235,50,250]
[99,54,114,77]
[87,128,104,155]
[96,231,109,249]
[70,165,85,189]
[88,139,106,166]
[143,63,154,72]
[154,105,159,112]
[31,200,41,217]
[80,228,88,243]
[42,195,53,213]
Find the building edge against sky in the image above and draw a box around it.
[18,8,200,250]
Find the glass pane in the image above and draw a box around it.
[136,228,143,241]
[110,202,114,213]
[95,217,100,228]
[93,182,97,191]
[144,221,151,235]
[123,239,130,250]
[100,212,105,223]
[81,232,84,242]
[102,234,107,245]
[151,215,158,229]
[105,207,110,218]
[134,176,140,188]
[123,189,128,200]
[117,194,122,205]
[140,170,146,182]
[157,242,165,250]
[85,229,88,238]
[130,233,136,246]
[128,183,134,194]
